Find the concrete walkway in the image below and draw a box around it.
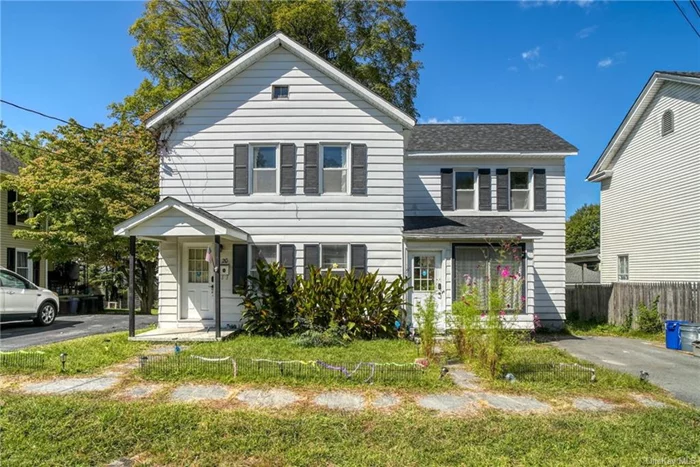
[553,336,700,407]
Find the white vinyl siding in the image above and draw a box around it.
[157,48,405,325]
[404,158,566,325]
[599,81,700,283]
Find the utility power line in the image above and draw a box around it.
[673,0,700,39]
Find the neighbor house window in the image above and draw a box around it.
[510,171,530,210]
[455,171,476,210]
[272,85,289,100]
[321,244,348,271]
[661,110,674,136]
[322,146,347,193]
[618,255,629,281]
[15,249,32,281]
[250,244,278,275]
[252,146,277,193]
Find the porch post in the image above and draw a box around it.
[214,235,221,339]
[128,235,136,338]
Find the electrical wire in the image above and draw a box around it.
[673,0,700,39]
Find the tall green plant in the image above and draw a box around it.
[637,295,663,334]
[238,261,296,336]
[415,293,439,360]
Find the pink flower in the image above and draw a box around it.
[499,310,506,316]
[500,266,510,278]
[521,295,526,303]
[480,313,486,318]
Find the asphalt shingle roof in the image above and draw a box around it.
[406,124,578,153]
[658,71,700,79]
[0,149,23,175]
[403,216,543,238]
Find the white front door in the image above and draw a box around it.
[181,245,214,321]
[409,252,445,330]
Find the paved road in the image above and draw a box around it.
[553,336,700,407]
[0,314,158,350]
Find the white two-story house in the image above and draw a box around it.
[587,71,700,283]
[115,32,577,338]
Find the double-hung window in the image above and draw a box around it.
[322,145,347,193]
[618,255,629,281]
[15,249,32,280]
[321,244,348,272]
[250,244,278,276]
[455,171,476,210]
[510,170,530,210]
[252,146,277,193]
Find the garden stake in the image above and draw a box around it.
[59,353,67,372]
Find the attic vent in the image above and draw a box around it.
[272,85,289,100]
[661,109,674,136]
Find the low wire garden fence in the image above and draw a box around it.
[0,351,47,370]
[138,354,426,383]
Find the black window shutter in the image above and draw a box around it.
[6,247,15,271]
[232,244,248,292]
[351,144,367,195]
[280,144,296,195]
[478,169,492,211]
[534,169,547,211]
[440,168,454,211]
[280,244,296,286]
[303,244,320,280]
[304,144,319,194]
[351,244,367,276]
[7,190,16,225]
[496,169,509,211]
[33,259,41,285]
[233,144,249,195]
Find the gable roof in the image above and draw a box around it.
[0,149,23,175]
[145,31,415,130]
[587,71,700,181]
[406,124,577,155]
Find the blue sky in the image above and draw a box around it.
[2,1,699,216]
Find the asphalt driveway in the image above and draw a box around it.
[553,336,700,407]
[0,314,157,351]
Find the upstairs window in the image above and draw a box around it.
[252,146,277,193]
[272,85,289,100]
[661,110,674,136]
[455,171,476,210]
[618,255,629,281]
[322,145,347,193]
[510,171,530,210]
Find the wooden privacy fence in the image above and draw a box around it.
[566,282,700,325]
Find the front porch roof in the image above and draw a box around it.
[113,197,248,242]
[403,216,543,240]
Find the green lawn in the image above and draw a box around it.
[2,393,699,466]
[563,320,664,342]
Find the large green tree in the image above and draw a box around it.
[110,0,422,122]
[566,204,600,254]
[0,122,160,312]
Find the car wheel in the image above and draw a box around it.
[34,302,57,326]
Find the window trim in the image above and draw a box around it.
[320,143,351,195]
[249,144,280,195]
[249,244,279,273]
[272,85,289,100]
[508,169,532,211]
[617,255,629,282]
[454,170,478,211]
[320,244,350,271]
[15,248,33,282]
[661,109,674,137]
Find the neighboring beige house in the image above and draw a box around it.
[0,149,48,287]
[587,71,700,283]
[114,32,577,335]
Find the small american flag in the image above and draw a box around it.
[205,246,213,263]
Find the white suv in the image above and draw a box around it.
[0,266,60,325]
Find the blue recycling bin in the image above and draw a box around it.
[665,320,688,350]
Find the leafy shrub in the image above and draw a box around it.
[239,263,410,340]
[292,324,347,348]
[637,295,663,334]
[238,261,296,336]
[415,292,439,360]
[621,308,634,332]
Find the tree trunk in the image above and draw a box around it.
[136,258,158,314]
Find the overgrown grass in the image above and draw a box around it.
[2,393,699,466]
[465,341,661,400]
[564,320,664,342]
[0,331,152,376]
[142,335,451,390]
